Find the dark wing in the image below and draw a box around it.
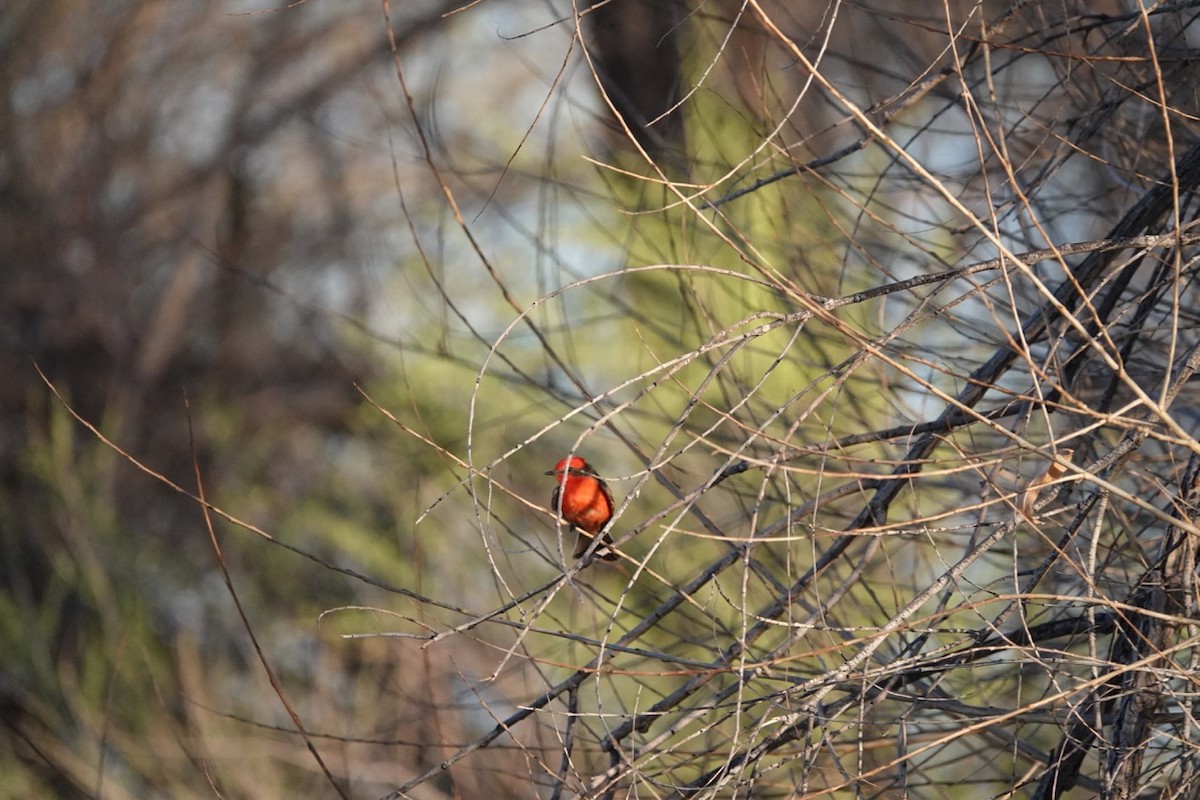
[550,485,574,529]
[599,480,616,527]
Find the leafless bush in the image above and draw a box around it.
[6,2,1200,799]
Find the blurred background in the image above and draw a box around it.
[3,1,1200,798]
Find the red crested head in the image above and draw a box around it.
[547,456,589,478]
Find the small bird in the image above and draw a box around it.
[546,456,619,561]
[1019,448,1075,519]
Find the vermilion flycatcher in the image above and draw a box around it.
[546,456,619,561]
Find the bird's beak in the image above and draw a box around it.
[544,469,557,476]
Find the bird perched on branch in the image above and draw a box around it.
[546,456,619,561]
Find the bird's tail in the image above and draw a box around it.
[574,531,619,561]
